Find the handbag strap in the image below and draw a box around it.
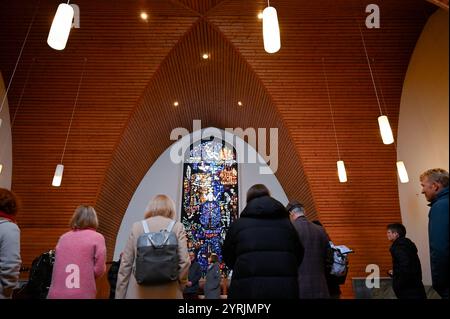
[166,220,175,232]
[141,219,175,233]
[142,220,150,234]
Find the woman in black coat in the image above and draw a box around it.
[223,184,304,299]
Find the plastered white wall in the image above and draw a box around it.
[397,9,449,286]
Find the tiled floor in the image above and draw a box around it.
[352,277,442,299]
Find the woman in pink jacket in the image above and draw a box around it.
[47,205,106,299]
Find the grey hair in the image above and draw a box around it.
[420,168,449,188]
[290,206,305,216]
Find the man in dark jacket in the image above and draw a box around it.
[183,251,202,299]
[312,220,342,298]
[287,201,330,298]
[223,184,303,299]
[420,168,449,299]
[387,223,426,299]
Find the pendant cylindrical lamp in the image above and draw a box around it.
[0,164,3,174]
[262,6,281,54]
[377,115,394,145]
[396,161,409,183]
[52,164,64,187]
[337,160,348,183]
[47,4,74,50]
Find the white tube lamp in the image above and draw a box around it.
[52,164,64,187]
[47,3,74,50]
[262,6,281,53]
[337,160,348,183]
[377,115,394,145]
[396,161,409,183]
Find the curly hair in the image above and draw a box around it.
[0,188,19,216]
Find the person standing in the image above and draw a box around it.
[420,168,449,299]
[115,194,190,299]
[204,253,221,299]
[183,251,202,299]
[0,188,21,299]
[287,201,330,299]
[47,205,107,299]
[387,223,426,299]
[312,220,342,299]
[223,184,303,299]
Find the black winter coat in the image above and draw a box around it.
[390,237,426,299]
[223,196,304,299]
[184,261,202,295]
[107,259,121,299]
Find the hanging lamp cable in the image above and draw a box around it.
[12,58,36,127]
[372,58,398,149]
[358,24,383,116]
[371,58,390,118]
[321,58,341,160]
[60,58,87,164]
[0,1,39,116]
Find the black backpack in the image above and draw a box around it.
[107,259,121,299]
[134,220,179,285]
[26,250,55,299]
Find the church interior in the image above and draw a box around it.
[0,0,448,299]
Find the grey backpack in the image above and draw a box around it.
[134,219,179,285]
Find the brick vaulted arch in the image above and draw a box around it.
[0,0,436,297]
[94,18,316,261]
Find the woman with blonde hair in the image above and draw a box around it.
[47,205,106,299]
[116,194,190,299]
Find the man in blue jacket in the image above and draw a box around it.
[420,168,449,299]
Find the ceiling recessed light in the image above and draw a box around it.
[140,12,148,21]
[257,12,263,20]
[202,53,209,60]
[173,101,179,107]
[238,101,243,106]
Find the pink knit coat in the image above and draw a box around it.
[47,229,106,299]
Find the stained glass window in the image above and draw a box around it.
[181,138,238,276]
